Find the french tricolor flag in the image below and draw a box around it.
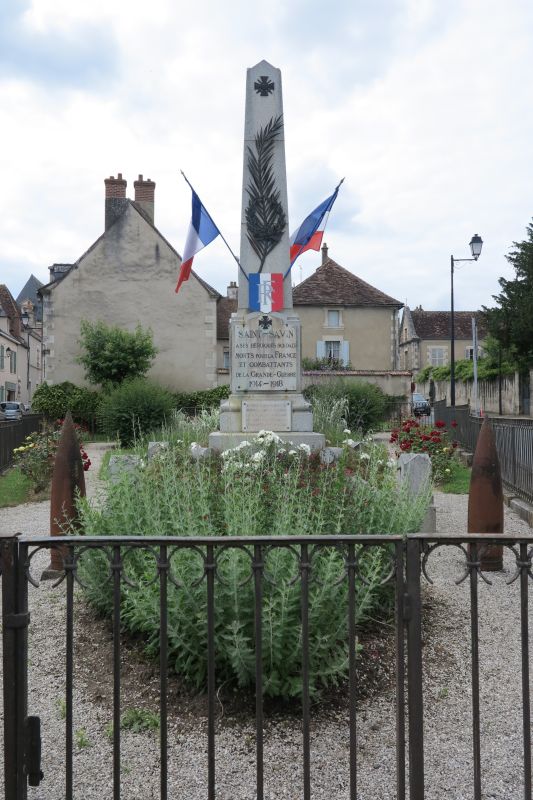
[176,188,220,293]
[288,179,343,267]
[249,273,283,312]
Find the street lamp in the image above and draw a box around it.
[450,234,483,407]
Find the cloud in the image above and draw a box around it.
[1,0,533,315]
[0,0,117,87]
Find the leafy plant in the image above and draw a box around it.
[78,431,430,699]
[31,381,101,424]
[121,709,160,733]
[77,320,157,387]
[13,420,90,493]
[304,380,388,433]
[390,418,458,483]
[174,385,230,414]
[302,356,352,371]
[75,729,91,749]
[97,379,175,447]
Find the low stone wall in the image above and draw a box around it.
[302,370,411,397]
[417,372,523,415]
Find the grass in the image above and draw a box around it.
[438,459,471,494]
[0,468,33,507]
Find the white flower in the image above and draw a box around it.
[251,451,265,463]
[359,452,370,461]
[343,438,356,447]
[298,443,311,455]
[288,449,297,456]
[343,428,351,434]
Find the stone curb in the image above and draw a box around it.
[503,490,533,528]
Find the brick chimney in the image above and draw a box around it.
[321,242,329,264]
[134,174,156,223]
[227,281,238,299]
[104,173,128,230]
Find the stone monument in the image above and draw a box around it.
[209,61,325,452]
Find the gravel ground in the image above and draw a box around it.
[1,446,533,799]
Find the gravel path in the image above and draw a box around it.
[1,448,533,799]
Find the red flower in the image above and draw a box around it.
[451,420,458,428]
[452,441,458,448]
[430,436,441,443]
[435,420,446,429]
[421,434,431,441]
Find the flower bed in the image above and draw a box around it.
[13,419,91,493]
[78,431,430,699]
[390,418,458,483]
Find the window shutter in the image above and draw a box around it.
[0,346,3,370]
[341,341,350,366]
[316,341,326,359]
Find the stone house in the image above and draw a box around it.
[0,283,42,405]
[399,306,487,373]
[216,244,403,376]
[39,174,224,393]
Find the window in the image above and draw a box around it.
[326,309,341,327]
[223,349,230,369]
[428,347,446,367]
[325,340,341,360]
[0,386,4,402]
[0,345,3,370]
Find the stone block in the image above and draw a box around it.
[320,447,343,465]
[108,454,143,484]
[147,441,169,461]
[509,497,533,527]
[190,443,212,461]
[397,452,431,496]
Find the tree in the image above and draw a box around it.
[77,320,157,387]
[483,220,533,369]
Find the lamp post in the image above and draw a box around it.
[450,234,483,407]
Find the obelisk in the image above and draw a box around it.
[209,60,325,452]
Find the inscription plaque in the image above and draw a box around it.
[232,314,298,392]
[242,400,291,432]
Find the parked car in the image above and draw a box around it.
[411,393,431,417]
[0,401,24,421]
[0,407,6,422]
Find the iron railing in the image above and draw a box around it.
[434,400,533,504]
[0,415,44,472]
[3,532,533,799]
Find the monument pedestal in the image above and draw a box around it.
[207,60,326,454]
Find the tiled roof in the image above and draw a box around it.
[217,296,237,339]
[0,285,22,340]
[293,258,402,307]
[411,309,487,340]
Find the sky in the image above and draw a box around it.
[1,0,533,313]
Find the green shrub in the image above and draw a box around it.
[304,380,388,433]
[77,433,430,699]
[77,320,157,387]
[174,385,230,413]
[32,382,101,424]
[97,379,175,446]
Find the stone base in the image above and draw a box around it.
[219,392,313,433]
[209,431,326,453]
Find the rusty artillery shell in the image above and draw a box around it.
[467,417,503,571]
[42,412,86,579]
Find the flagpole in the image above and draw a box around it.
[283,178,345,279]
[180,171,248,282]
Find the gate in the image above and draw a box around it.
[2,531,533,799]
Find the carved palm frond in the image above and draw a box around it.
[245,115,287,272]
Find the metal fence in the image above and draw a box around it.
[434,400,533,504]
[0,415,44,472]
[3,531,533,799]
